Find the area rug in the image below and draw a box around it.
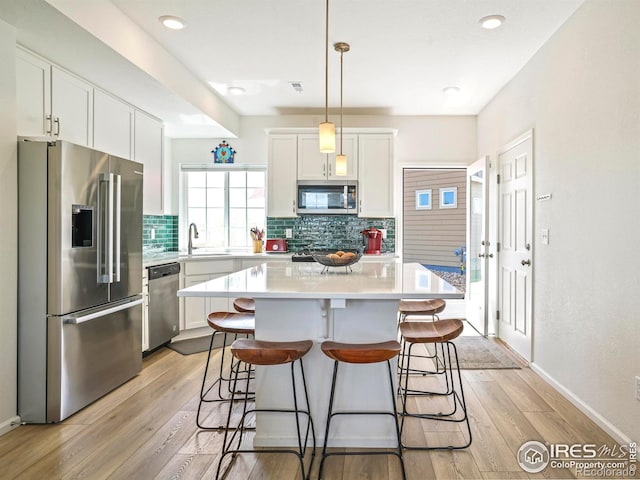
[166,336,214,355]
[452,336,522,369]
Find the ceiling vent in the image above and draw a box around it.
[289,81,304,93]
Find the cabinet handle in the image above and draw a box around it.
[328,163,332,176]
[323,163,326,176]
[46,114,52,134]
[359,199,362,213]
[54,117,60,136]
[292,199,296,213]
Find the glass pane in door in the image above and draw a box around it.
[466,157,489,335]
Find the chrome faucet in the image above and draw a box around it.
[188,223,199,254]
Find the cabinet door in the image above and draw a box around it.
[93,89,134,159]
[328,134,358,180]
[267,135,298,217]
[358,134,394,217]
[51,67,93,146]
[183,275,211,330]
[297,134,327,180]
[16,48,51,137]
[134,110,164,215]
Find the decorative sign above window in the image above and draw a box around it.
[212,140,236,164]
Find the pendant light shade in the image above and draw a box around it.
[335,154,347,176]
[334,41,350,176]
[319,122,336,153]
[319,0,335,153]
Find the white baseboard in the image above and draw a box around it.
[530,363,632,445]
[0,416,21,437]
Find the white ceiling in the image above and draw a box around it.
[2,0,585,137]
[108,0,583,117]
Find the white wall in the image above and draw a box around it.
[0,18,18,435]
[478,0,640,442]
[167,114,477,214]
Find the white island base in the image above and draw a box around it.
[253,297,400,448]
[177,260,464,448]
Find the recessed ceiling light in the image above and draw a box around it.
[479,15,505,30]
[227,86,246,96]
[159,15,186,30]
[443,86,460,96]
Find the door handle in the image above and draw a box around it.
[114,174,121,282]
[479,253,485,258]
[521,259,531,266]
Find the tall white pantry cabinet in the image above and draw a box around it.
[267,131,395,218]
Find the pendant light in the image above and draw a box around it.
[319,0,335,153]
[334,42,350,176]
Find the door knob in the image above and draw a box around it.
[488,253,494,258]
[521,259,531,266]
[478,253,485,258]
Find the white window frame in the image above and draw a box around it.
[439,187,458,209]
[415,189,432,210]
[179,163,266,250]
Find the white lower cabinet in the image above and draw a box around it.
[181,260,235,330]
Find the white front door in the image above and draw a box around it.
[497,130,533,361]
[465,156,490,336]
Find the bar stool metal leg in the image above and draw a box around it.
[398,319,472,450]
[318,340,406,480]
[214,339,316,480]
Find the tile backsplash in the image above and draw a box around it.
[267,216,395,253]
[143,215,178,252]
[142,214,395,253]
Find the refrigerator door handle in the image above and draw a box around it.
[98,173,114,283]
[64,298,144,325]
[114,174,121,282]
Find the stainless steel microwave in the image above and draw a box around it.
[296,180,357,214]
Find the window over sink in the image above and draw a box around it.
[180,164,266,250]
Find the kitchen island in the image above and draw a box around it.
[178,259,463,448]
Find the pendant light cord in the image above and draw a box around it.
[324,0,329,123]
[339,48,343,154]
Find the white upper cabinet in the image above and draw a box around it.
[297,134,358,180]
[358,134,394,217]
[93,89,134,159]
[16,48,94,146]
[51,67,93,147]
[134,110,164,215]
[267,135,298,217]
[16,48,51,137]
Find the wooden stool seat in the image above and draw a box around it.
[231,339,313,366]
[321,340,401,364]
[233,297,255,313]
[399,318,464,344]
[398,299,446,317]
[319,339,406,479]
[207,312,255,334]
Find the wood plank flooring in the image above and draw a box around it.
[0,344,628,480]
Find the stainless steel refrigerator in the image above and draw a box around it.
[18,139,144,423]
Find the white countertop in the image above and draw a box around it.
[177,260,463,300]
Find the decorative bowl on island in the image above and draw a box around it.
[310,250,362,273]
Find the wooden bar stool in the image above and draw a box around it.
[232,297,255,313]
[319,340,406,480]
[398,298,447,377]
[215,338,316,480]
[398,319,472,450]
[196,312,255,430]
[398,298,446,322]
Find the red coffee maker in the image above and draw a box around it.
[362,228,383,254]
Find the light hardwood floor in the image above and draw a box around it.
[0,344,627,480]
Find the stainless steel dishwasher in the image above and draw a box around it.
[147,262,180,350]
